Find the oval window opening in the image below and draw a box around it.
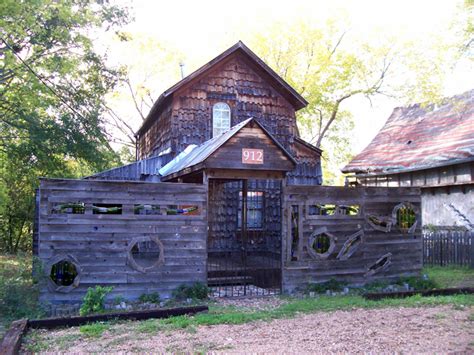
[129,238,163,272]
[312,233,331,254]
[50,260,78,286]
[392,202,418,234]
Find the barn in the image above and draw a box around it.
[35,42,422,305]
[342,90,473,229]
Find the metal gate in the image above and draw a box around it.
[207,179,282,297]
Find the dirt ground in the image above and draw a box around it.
[22,304,473,353]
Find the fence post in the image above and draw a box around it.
[470,231,474,269]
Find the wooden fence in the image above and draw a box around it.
[282,185,423,292]
[423,231,473,267]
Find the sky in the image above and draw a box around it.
[102,0,473,168]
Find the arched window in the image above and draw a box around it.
[212,103,231,137]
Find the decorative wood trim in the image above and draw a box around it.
[46,254,82,293]
[127,236,165,273]
[307,227,336,260]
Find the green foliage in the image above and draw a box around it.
[0,254,45,329]
[305,278,347,293]
[0,0,130,253]
[112,295,125,305]
[248,18,454,183]
[397,276,439,291]
[172,282,209,301]
[79,285,114,316]
[138,292,161,304]
[79,322,110,338]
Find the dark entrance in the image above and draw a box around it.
[207,178,282,297]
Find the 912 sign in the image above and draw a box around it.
[242,148,264,164]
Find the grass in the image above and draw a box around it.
[79,322,110,338]
[423,266,474,288]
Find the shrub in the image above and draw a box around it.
[172,282,209,301]
[0,254,45,324]
[79,285,113,316]
[138,292,161,304]
[305,278,347,294]
[397,276,439,290]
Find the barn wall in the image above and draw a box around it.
[38,179,207,304]
[282,185,422,293]
[421,186,474,228]
[353,161,473,227]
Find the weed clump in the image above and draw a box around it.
[172,282,209,301]
[79,285,113,316]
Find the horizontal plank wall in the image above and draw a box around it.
[38,179,207,303]
[282,185,422,293]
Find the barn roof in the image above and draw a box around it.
[342,89,474,174]
[136,41,308,136]
[159,117,297,178]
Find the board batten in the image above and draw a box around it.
[38,179,207,303]
[282,185,422,293]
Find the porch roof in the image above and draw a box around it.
[159,118,297,180]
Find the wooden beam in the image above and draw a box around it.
[0,319,28,355]
[28,306,209,329]
[206,169,285,180]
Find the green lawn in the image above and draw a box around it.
[423,266,474,288]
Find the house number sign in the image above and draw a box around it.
[242,148,264,164]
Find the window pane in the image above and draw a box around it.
[212,102,230,137]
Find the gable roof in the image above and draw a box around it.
[136,41,308,136]
[342,89,474,175]
[160,117,297,179]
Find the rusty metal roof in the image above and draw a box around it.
[342,89,474,174]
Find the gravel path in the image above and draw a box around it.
[23,305,473,353]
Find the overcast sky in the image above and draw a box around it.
[103,0,473,158]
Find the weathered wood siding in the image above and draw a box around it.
[165,53,299,156]
[38,179,207,303]
[136,50,322,184]
[138,101,173,159]
[205,124,294,172]
[282,185,422,293]
[352,161,473,227]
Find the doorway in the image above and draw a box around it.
[207,178,282,297]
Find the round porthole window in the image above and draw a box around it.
[392,202,419,234]
[47,254,81,293]
[307,228,336,259]
[127,236,164,273]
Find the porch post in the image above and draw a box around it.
[241,179,248,295]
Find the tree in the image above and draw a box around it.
[249,19,453,184]
[0,0,129,253]
[102,34,185,150]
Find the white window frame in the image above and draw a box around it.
[212,102,231,137]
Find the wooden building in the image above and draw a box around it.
[36,42,423,304]
[343,90,474,229]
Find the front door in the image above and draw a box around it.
[207,178,282,297]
